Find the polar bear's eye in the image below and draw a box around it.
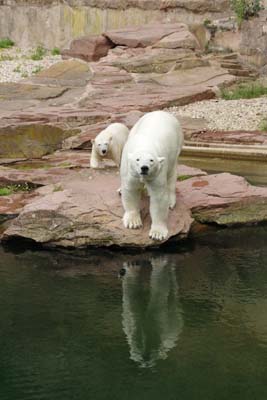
[150,159,154,162]
[136,158,140,162]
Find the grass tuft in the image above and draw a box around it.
[51,47,60,56]
[221,83,267,100]
[0,38,15,49]
[0,183,33,196]
[259,119,267,131]
[31,45,46,61]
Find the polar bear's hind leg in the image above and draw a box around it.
[167,167,177,209]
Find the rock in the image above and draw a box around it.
[178,173,267,225]
[28,59,93,87]
[0,124,79,160]
[190,130,267,145]
[62,35,114,62]
[104,23,194,48]
[240,10,267,68]
[110,47,206,73]
[0,83,68,101]
[3,169,267,248]
[177,165,207,178]
[3,170,193,248]
[153,30,199,50]
[0,192,38,223]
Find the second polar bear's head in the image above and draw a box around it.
[128,152,165,178]
[93,129,113,157]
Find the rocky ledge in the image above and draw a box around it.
[1,160,267,248]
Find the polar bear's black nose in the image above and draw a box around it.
[102,149,106,154]
[141,165,149,174]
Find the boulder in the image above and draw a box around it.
[104,23,193,48]
[153,30,199,50]
[178,173,267,225]
[2,170,193,248]
[3,169,267,248]
[62,35,114,62]
[0,124,78,160]
[28,59,93,87]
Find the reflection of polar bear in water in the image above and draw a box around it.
[90,123,129,168]
[120,111,183,241]
[121,256,183,368]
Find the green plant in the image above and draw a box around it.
[51,47,60,56]
[177,175,192,181]
[0,183,33,196]
[53,184,63,192]
[221,83,267,100]
[0,37,15,49]
[13,65,21,73]
[259,118,267,131]
[0,54,14,61]
[203,19,212,27]
[21,71,28,78]
[230,0,263,26]
[31,45,46,60]
[32,65,43,74]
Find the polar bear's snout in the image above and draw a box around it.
[98,143,109,156]
[140,165,149,175]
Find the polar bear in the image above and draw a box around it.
[90,123,129,168]
[120,110,184,241]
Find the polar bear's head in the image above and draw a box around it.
[93,130,112,157]
[128,152,165,178]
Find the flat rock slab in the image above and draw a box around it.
[191,130,267,145]
[2,170,193,248]
[104,23,191,48]
[28,59,93,87]
[3,169,267,248]
[178,173,267,225]
[0,124,79,160]
[0,83,68,101]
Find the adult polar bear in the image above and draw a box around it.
[120,110,184,241]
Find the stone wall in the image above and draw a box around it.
[240,10,267,70]
[0,0,231,48]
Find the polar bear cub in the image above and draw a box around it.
[120,110,184,241]
[90,123,129,168]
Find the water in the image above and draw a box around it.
[1,227,267,400]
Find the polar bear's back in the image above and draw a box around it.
[99,122,129,143]
[127,111,183,157]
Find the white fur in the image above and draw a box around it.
[120,111,184,241]
[90,123,129,168]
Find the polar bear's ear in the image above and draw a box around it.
[157,157,165,165]
[91,139,95,144]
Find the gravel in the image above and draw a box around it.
[0,46,62,82]
[168,97,267,131]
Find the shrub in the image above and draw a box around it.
[230,0,263,25]
[0,37,15,49]
[51,47,60,56]
[259,118,267,131]
[31,45,46,60]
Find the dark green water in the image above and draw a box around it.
[2,227,267,400]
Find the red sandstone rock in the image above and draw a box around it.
[2,170,193,248]
[104,23,192,48]
[62,35,114,62]
[3,169,267,248]
[153,30,199,49]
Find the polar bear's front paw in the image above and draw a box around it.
[149,225,168,241]
[117,187,122,196]
[123,211,142,229]
[168,193,176,210]
[90,160,99,169]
